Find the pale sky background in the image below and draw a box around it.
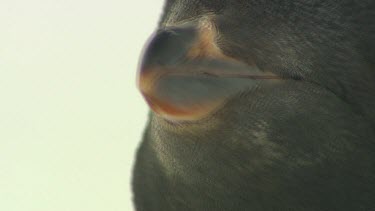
[0,0,164,210]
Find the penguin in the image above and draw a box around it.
[133,0,375,210]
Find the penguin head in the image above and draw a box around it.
[137,0,375,132]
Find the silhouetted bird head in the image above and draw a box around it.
[134,1,375,210]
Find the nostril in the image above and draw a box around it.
[141,27,198,67]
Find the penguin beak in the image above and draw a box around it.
[137,21,281,122]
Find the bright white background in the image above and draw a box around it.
[0,0,164,210]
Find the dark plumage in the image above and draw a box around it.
[133,0,375,210]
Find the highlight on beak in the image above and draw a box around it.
[137,20,281,122]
